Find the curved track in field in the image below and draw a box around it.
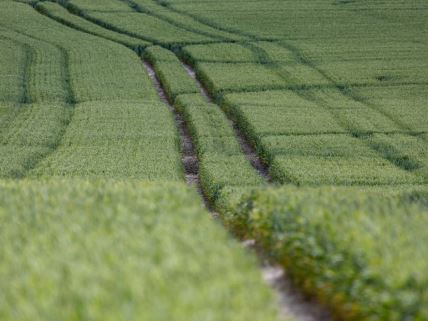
[179,60,272,182]
[141,59,211,207]
[180,61,332,321]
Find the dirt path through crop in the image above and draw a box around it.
[141,60,211,208]
[180,60,272,182]
[239,239,333,321]
[261,263,332,321]
[181,60,333,321]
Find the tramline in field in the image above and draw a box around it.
[0,0,427,320]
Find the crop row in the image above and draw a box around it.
[0,179,280,321]
[219,185,428,321]
[31,100,183,180]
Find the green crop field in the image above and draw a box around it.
[0,0,427,320]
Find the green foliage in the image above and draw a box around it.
[31,100,183,180]
[1,0,427,319]
[354,85,428,132]
[175,94,241,155]
[223,90,345,138]
[258,134,422,186]
[169,0,427,40]
[198,154,263,201]
[317,59,428,86]
[0,179,279,321]
[222,88,427,185]
[222,186,428,320]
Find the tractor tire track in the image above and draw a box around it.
[179,60,272,182]
[179,57,338,321]
[141,59,211,209]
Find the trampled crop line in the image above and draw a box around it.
[0,26,76,105]
[276,40,420,134]
[150,0,282,43]
[1,35,34,104]
[25,47,76,177]
[151,0,266,41]
[53,1,158,45]
[243,41,426,176]
[33,3,144,53]
[51,1,247,50]
[178,59,272,182]
[258,130,428,138]
[0,35,34,148]
[194,81,428,98]
[291,86,426,176]
[1,27,77,177]
[20,42,33,104]
[119,0,231,42]
[32,3,274,53]
[141,59,210,207]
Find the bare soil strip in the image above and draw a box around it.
[241,240,333,321]
[180,60,272,182]
[261,263,332,321]
[181,62,211,100]
[141,59,209,205]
